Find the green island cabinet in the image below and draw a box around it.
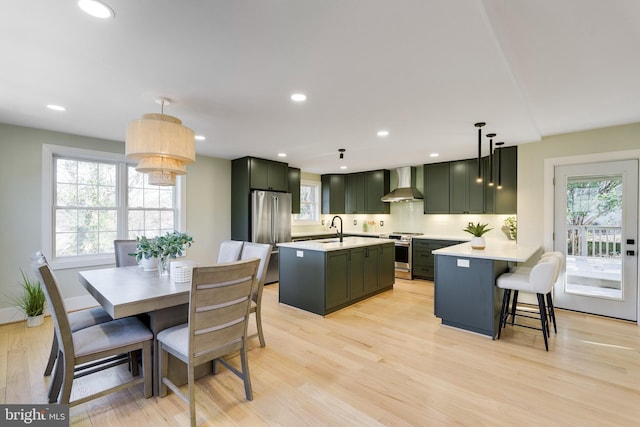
[279,242,395,315]
[423,146,517,214]
[412,238,464,280]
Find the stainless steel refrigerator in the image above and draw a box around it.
[251,190,292,284]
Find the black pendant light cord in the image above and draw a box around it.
[474,122,486,182]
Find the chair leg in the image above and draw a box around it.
[255,306,266,347]
[159,344,169,397]
[546,292,557,334]
[510,290,519,325]
[497,289,510,339]
[44,335,58,376]
[130,350,139,377]
[58,357,75,404]
[48,354,63,403]
[142,342,152,398]
[188,366,196,427]
[240,345,253,401]
[537,293,549,351]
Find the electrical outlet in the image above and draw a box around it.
[353,219,357,225]
[380,220,384,227]
[321,219,325,226]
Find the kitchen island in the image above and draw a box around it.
[278,237,395,315]
[433,240,539,338]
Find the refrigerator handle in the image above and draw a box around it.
[273,196,278,244]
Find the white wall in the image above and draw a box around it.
[0,123,231,323]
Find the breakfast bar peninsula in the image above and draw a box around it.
[278,237,395,315]
[433,240,539,338]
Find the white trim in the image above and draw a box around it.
[41,144,188,270]
[543,148,640,325]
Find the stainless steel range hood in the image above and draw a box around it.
[381,166,423,202]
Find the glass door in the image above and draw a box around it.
[554,160,638,321]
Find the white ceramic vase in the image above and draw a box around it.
[139,256,158,271]
[470,236,486,250]
[27,314,44,327]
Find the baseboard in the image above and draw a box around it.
[0,294,102,325]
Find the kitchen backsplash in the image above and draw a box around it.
[292,202,515,240]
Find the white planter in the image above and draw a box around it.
[139,256,158,271]
[470,236,486,250]
[27,314,44,327]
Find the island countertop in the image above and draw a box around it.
[278,236,394,252]
[432,239,540,263]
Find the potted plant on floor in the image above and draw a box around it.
[463,222,493,250]
[15,269,46,327]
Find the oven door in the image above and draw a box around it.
[395,242,411,271]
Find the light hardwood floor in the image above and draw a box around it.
[2,278,640,426]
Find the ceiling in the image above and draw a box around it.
[2,1,639,174]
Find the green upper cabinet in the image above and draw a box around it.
[450,158,484,214]
[423,146,517,214]
[288,167,301,214]
[365,170,390,214]
[321,174,345,214]
[249,157,289,192]
[325,170,390,215]
[345,173,365,214]
[494,146,517,214]
[423,162,450,214]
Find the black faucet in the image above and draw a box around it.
[330,215,343,242]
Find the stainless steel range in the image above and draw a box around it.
[380,232,423,279]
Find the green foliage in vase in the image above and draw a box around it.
[463,222,493,237]
[130,231,194,262]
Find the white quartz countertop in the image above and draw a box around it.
[432,239,540,262]
[278,236,394,252]
[291,231,381,239]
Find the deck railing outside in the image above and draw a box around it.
[566,225,622,257]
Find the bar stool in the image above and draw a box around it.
[497,256,560,351]
[509,252,564,333]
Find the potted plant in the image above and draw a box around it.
[155,231,194,275]
[130,236,161,271]
[463,222,493,250]
[15,269,46,327]
[503,216,517,240]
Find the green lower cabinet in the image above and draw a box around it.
[362,246,379,294]
[378,243,395,287]
[350,248,366,299]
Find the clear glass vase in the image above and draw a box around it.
[159,256,170,276]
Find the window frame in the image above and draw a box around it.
[293,179,321,224]
[41,144,186,270]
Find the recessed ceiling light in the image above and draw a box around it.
[290,93,307,102]
[340,165,347,170]
[277,153,287,158]
[430,153,439,158]
[377,130,389,137]
[195,135,206,141]
[47,104,66,112]
[78,0,115,19]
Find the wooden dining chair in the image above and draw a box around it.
[32,253,153,406]
[157,258,260,427]
[216,240,244,263]
[114,239,138,267]
[38,251,112,384]
[240,242,272,347]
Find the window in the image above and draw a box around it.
[294,180,320,223]
[42,145,185,269]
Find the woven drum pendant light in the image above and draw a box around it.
[126,98,195,186]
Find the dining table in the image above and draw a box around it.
[78,265,202,395]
